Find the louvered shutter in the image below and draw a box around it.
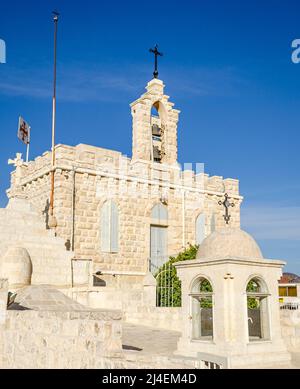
[101,201,110,252]
[110,201,119,252]
[151,203,168,223]
[196,213,205,245]
[211,213,216,233]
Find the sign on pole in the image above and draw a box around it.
[17,116,31,162]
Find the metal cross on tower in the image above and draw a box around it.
[149,44,163,79]
[218,193,235,224]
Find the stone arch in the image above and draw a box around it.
[151,100,168,123]
[145,199,168,220]
[190,274,214,293]
[246,275,270,341]
[245,274,269,294]
[190,275,214,340]
[151,202,168,222]
[97,196,121,214]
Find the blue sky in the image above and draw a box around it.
[0,1,300,273]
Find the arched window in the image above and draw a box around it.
[190,277,213,340]
[101,200,119,253]
[151,203,168,222]
[246,277,270,341]
[150,203,168,272]
[195,213,205,245]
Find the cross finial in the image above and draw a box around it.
[8,153,23,168]
[218,193,235,224]
[149,44,163,79]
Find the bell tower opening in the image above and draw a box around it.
[130,78,180,165]
[151,102,164,163]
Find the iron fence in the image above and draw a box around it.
[280,302,300,310]
[149,256,178,307]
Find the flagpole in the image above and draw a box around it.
[49,11,59,229]
[26,142,29,163]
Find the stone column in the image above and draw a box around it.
[142,272,157,307]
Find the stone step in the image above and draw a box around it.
[0,230,67,247]
[0,199,74,287]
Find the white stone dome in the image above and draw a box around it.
[0,246,32,288]
[196,228,263,260]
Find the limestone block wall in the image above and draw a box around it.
[7,144,242,284]
[0,279,8,325]
[0,309,123,368]
[124,306,183,332]
[280,309,300,352]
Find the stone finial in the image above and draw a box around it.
[7,153,27,199]
[8,153,25,184]
[146,78,165,94]
[8,153,23,168]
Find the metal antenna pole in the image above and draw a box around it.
[49,11,59,228]
[26,141,30,163]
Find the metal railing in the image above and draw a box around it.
[280,302,300,310]
[149,255,178,308]
[199,360,222,369]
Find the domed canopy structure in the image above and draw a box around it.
[196,228,263,260]
[0,246,32,289]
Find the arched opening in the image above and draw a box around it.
[246,277,270,341]
[150,101,166,163]
[151,203,168,221]
[100,200,119,253]
[151,104,159,118]
[190,277,213,340]
[195,213,205,245]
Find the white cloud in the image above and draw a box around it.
[0,62,246,102]
[242,206,300,241]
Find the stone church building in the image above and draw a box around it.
[6,77,242,308]
[1,77,299,369]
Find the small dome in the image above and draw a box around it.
[0,247,32,288]
[196,228,263,260]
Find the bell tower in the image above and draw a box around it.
[130,78,180,165]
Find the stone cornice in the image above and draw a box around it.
[174,256,286,268]
[16,164,243,201]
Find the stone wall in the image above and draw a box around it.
[0,279,8,325]
[0,198,72,288]
[0,309,123,368]
[280,309,300,352]
[64,273,182,332]
[124,306,183,332]
[8,143,242,280]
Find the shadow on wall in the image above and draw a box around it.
[42,199,50,230]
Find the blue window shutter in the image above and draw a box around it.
[196,213,205,245]
[101,201,110,252]
[110,201,119,252]
[211,213,216,233]
[151,203,168,222]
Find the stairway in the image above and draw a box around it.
[0,197,73,287]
